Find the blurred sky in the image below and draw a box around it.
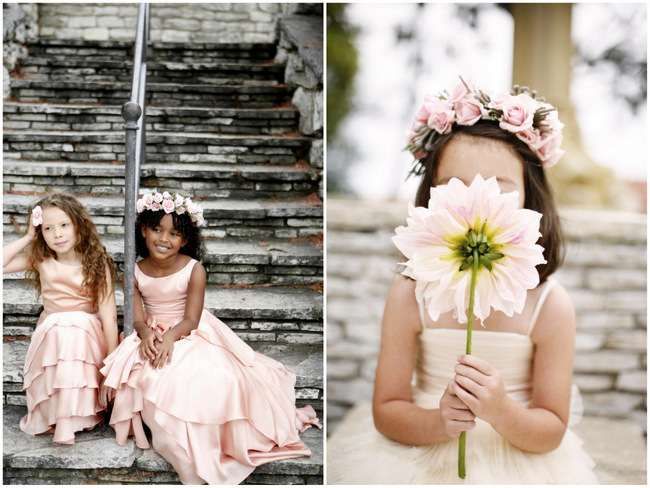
[331,3,647,202]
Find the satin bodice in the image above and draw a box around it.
[414,328,533,408]
[39,257,96,320]
[135,259,196,321]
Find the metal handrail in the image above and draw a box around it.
[121,3,150,337]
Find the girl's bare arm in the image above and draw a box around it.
[3,222,37,274]
[97,266,119,356]
[373,276,469,445]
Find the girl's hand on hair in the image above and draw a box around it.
[151,334,175,369]
[451,355,508,426]
[439,381,476,438]
[138,328,162,361]
[27,219,38,241]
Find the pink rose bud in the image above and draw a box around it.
[455,97,486,126]
[426,99,455,134]
[162,199,175,213]
[31,206,43,227]
[498,94,536,133]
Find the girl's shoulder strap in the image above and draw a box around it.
[417,295,427,332]
[181,257,198,280]
[525,277,558,336]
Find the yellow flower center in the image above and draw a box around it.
[455,224,504,272]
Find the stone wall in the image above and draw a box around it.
[35,3,283,43]
[3,4,38,99]
[327,199,647,432]
[275,10,323,197]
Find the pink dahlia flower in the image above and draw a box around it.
[392,174,546,324]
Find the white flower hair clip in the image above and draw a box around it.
[31,206,43,227]
[136,191,205,227]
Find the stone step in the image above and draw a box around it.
[3,130,310,165]
[3,159,320,199]
[3,233,323,287]
[19,56,286,85]
[3,193,323,240]
[4,102,298,135]
[10,79,293,108]
[3,339,323,409]
[3,277,323,338]
[26,38,278,64]
[3,405,322,484]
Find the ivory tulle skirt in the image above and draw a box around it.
[327,402,598,485]
[101,308,321,485]
[20,311,108,444]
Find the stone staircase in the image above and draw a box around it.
[3,35,322,484]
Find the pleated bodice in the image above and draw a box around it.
[414,329,533,408]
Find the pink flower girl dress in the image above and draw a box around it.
[21,257,108,443]
[327,279,598,484]
[101,259,321,484]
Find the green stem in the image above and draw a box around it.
[458,248,480,479]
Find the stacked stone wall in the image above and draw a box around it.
[275,12,323,197]
[36,3,282,43]
[327,199,647,432]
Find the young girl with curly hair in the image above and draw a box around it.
[3,192,118,444]
[101,192,321,485]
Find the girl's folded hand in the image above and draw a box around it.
[151,334,175,369]
[439,381,476,439]
[452,354,508,426]
[138,328,163,361]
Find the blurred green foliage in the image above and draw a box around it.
[327,3,359,142]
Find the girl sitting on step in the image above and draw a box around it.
[101,191,321,485]
[3,192,119,444]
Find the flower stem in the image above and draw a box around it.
[458,248,480,479]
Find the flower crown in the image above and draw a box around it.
[136,191,205,227]
[405,77,565,177]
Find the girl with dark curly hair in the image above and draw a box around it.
[101,191,321,485]
[3,192,118,444]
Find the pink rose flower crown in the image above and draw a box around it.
[136,191,205,227]
[405,77,565,177]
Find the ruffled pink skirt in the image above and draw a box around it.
[101,309,321,485]
[21,311,108,444]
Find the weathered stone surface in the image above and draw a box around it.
[573,416,647,485]
[134,447,174,472]
[277,15,322,83]
[2,278,322,321]
[3,406,136,470]
[573,350,640,374]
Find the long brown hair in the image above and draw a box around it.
[24,192,118,309]
[413,122,565,283]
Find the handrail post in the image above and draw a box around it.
[122,2,149,337]
[122,101,142,337]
